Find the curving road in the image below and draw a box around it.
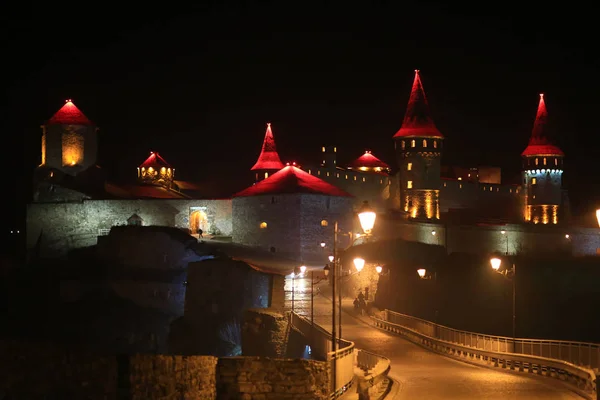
[286,274,582,399]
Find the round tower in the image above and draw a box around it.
[251,123,285,182]
[40,99,98,175]
[392,70,444,220]
[521,94,564,224]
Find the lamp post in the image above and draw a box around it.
[417,268,438,322]
[490,257,516,346]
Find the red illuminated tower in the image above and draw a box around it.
[521,94,564,224]
[251,123,284,182]
[393,70,444,219]
[138,152,175,188]
[39,100,98,175]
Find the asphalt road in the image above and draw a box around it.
[286,275,583,399]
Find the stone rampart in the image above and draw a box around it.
[217,356,330,400]
[0,340,330,399]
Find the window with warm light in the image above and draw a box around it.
[322,146,325,152]
[433,140,437,148]
[535,158,539,165]
[407,162,412,171]
[554,159,558,166]
[411,140,416,148]
[407,181,413,189]
[543,157,547,165]
[362,177,366,182]
[326,172,330,177]
[260,222,267,229]
[264,172,269,179]
[531,177,537,185]
[334,147,337,152]
[422,139,427,147]
[401,141,405,150]
[321,220,328,227]
[354,176,357,181]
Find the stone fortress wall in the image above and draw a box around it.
[26,199,232,257]
[0,340,330,400]
[376,216,600,256]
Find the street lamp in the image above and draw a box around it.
[490,257,517,347]
[375,265,383,274]
[300,265,307,276]
[320,242,326,248]
[417,268,427,278]
[353,257,365,272]
[358,201,376,235]
[328,255,334,263]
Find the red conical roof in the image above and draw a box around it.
[521,94,564,157]
[139,152,172,168]
[251,123,285,171]
[234,165,352,197]
[393,70,443,139]
[348,151,390,170]
[47,100,94,126]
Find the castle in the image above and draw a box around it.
[26,71,600,260]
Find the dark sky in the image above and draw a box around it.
[4,2,600,228]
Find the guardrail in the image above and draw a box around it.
[290,312,355,398]
[384,310,600,372]
[376,310,597,399]
[355,349,392,400]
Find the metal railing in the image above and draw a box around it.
[377,310,597,399]
[384,310,600,372]
[290,312,355,398]
[355,349,392,400]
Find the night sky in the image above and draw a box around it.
[5,2,600,229]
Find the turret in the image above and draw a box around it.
[39,100,98,175]
[251,123,284,182]
[392,70,444,219]
[521,94,564,224]
[138,152,174,188]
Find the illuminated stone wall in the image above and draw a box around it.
[299,194,354,264]
[373,216,599,256]
[41,124,98,175]
[232,194,302,258]
[402,189,440,219]
[233,194,353,263]
[523,169,563,224]
[304,164,390,213]
[26,199,232,257]
[440,179,521,218]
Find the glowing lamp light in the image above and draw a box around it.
[431,230,436,236]
[320,242,326,248]
[375,265,383,274]
[328,255,334,263]
[353,257,365,272]
[596,209,600,228]
[323,264,330,276]
[300,266,307,275]
[565,234,570,239]
[501,230,506,235]
[358,201,376,234]
[291,272,296,279]
[417,268,427,278]
[490,257,502,271]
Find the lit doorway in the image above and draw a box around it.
[190,208,208,237]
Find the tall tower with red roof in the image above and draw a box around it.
[137,152,175,188]
[39,100,98,175]
[251,123,284,182]
[392,70,443,220]
[521,94,564,224]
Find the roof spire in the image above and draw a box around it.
[47,100,94,126]
[251,123,285,171]
[393,70,443,139]
[521,93,564,156]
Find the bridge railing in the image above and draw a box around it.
[378,310,597,399]
[290,312,355,398]
[384,309,600,372]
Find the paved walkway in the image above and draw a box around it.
[286,275,582,399]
